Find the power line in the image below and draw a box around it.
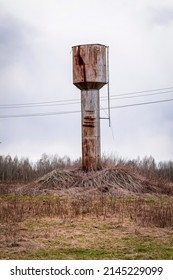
[0,101,80,109]
[110,97,173,109]
[108,90,173,101]
[0,91,173,109]
[1,86,173,109]
[1,97,173,119]
[0,98,79,107]
[110,86,173,97]
[0,110,80,118]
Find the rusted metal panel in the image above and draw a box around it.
[72,44,107,90]
[81,90,101,171]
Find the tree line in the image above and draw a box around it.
[0,153,75,183]
[0,153,173,183]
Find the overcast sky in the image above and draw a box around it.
[0,0,173,163]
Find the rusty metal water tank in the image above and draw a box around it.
[72,44,107,90]
[72,43,108,171]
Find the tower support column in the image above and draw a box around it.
[81,89,101,171]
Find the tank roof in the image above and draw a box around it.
[72,43,107,48]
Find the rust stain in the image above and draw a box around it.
[82,138,99,172]
[83,113,95,128]
[77,46,86,82]
[73,44,107,90]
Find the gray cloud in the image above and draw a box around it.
[149,6,173,26]
[0,0,173,163]
[0,9,30,68]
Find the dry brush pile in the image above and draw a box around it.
[16,165,171,196]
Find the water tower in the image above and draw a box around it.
[72,44,108,171]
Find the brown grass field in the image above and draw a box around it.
[0,165,173,260]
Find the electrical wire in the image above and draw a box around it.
[0,101,80,109]
[0,110,80,118]
[1,97,173,119]
[109,86,173,97]
[1,89,173,109]
[1,86,173,109]
[0,99,80,108]
[110,97,173,109]
[107,90,173,101]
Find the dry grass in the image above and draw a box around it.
[2,215,173,260]
[0,194,173,259]
[0,165,173,259]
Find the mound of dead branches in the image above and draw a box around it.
[16,166,163,196]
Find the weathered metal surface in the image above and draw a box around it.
[72,43,108,171]
[81,90,101,171]
[72,44,107,90]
